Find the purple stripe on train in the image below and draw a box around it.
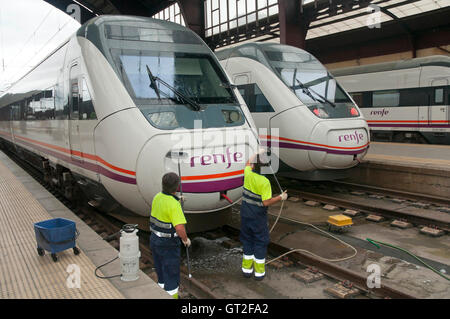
[12,136,245,191]
[181,176,244,193]
[14,138,137,185]
[276,142,368,155]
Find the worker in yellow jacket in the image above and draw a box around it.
[240,149,287,280]
[150,172,191,299]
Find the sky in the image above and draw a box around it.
[0,0,81,93]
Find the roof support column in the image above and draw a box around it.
[278,0,310,48]
[177,0,205,41]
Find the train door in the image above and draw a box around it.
[429,78,449,125]
[69,62,83,162]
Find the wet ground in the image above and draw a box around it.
[181,197,450,299]
[182,235,343,299]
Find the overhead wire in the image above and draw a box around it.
[4,18,73,86]
[3,7,53,73]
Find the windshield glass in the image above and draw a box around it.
[89,20,246,130]
[265,50,352,104]
[117,50,235,104]
[264,47,358,119]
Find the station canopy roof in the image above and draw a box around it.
[54,0,449,42]
[306,0,449,40]
[43,0,449,63]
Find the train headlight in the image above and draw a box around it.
[148,111,178,129]
[222,109,242,123]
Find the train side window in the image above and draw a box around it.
[20,101,26,120]
[38,89,56,120]
[25,98,35,120]
[350,93,363,107]
[55,82,67,120]
[80,78,97,120]
[237,84,251,108]
[434,88,444,105]
[399,88,429,107]
[0,106,10,121]
[372,90,399,107]
[253,84,275,112]
[238,83,275,113]
[71,82,80,119]
[11,104,20,121]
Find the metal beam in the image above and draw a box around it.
[378,6,417,58]
[308,24,450,65]
[278,0,309,48]
[177,0,205,40]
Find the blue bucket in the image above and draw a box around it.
[34,218,78,254]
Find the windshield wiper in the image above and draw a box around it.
[292,68,322,104]
[292,68,336,108]
[220,82,237,89]
[146,65,161,100]
[145,64,201,111]
[294,78,336,108]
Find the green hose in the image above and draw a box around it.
[366,238,449,281]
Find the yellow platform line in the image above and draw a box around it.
[0,159,124,299]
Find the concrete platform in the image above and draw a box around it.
[0,151,168,299]
[345,142,450,198]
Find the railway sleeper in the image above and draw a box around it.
[324,282,361,299]
[292,269,324,284]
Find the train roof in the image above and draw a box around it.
[77,15,188,37]
[217,42,313,60]
[330,55,450,77]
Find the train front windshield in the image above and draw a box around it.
[263,46,359,119]
[98,22,245,129]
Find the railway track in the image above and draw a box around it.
[223,217,417,299]
[328,181,450,207]
[274,177,450,233]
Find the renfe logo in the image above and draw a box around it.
[370,108,389,117]
[190,147,243,168]
[338,131,365,143]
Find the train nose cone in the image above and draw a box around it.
[136,132,253,212]
[309,121,369,169]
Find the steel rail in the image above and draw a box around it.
[223,224,416,299]
[328,180,450,207]
[288,190,450,233]
[268,241,416,299]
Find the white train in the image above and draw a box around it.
[332,55,450,145]
[0,16,258,232]
[217,43,369,180]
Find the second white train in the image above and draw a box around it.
[217,43,369,180]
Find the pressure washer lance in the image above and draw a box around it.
[172,150,192,279]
